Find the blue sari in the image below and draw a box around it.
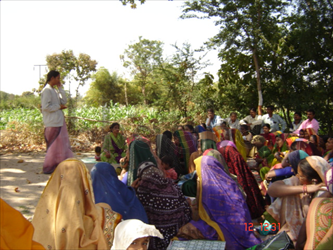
[91,162,148,223]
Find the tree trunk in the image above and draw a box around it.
[142,84,147,105]
[125,81,128,106]
[252,49,263,114]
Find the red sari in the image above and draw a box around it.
[218,146,265,219]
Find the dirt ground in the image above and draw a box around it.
[0,151,96,220]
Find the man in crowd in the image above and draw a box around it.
[292,109,320,135]
[289,112,303,132]
[205,108,221,130]
[261,105,286,133]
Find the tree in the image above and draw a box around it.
[84,67,123,107]
[182,0,289,114]
[121,37,163,105]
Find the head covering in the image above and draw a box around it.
[287,150,309,174]
[199,131,217,151]
[127,139,157,186]
[162,130,172,140]
[251,135,266,145]
[91,162,148,223]
[192,156,261,249]
[294,141,314,155]
[325,167,333,194]
[272,132,289,153]
[218,146,265,219]
[195,125,206,133]
[212,126,225,142]
[136,162,191,249]
[217,140,237,150]
[203,149,229,175]
[111,219,163,250]
[0,199,44,250]
[305,156,330,183]
[173,130,197,174]
[32,159,121,250]
[156,134,181,174]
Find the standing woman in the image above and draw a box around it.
[41,70,73,174]
[101,122,127,165]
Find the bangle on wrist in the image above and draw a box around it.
[303,184,307,195]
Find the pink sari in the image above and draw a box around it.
[43,121,73,174]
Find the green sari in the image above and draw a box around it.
[101,133,127,164]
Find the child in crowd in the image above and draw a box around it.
[111,219,163,250]
[161,155,178,180]
[240,124,253,142]
[95,146,101,161]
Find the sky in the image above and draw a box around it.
[0,0,221,96]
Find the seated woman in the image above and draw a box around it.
[101,123,127,165]
[188,131,217,173]
[324,137,333,165]
[266,156,330,246]
[261,124,276,150]
[1,198,44,250]
[265,150,309,181]
[309,134,324,155]
[240,124,253,155]
[32,159,122,249]
[173,130,197,175]
[302,167,333,250]
[177,155,261,249]
[134,162,192,250]
[248,135,273,172]
[126,138,157,186]
[156,132,181,175]
[91,162,148,223]
[218,144,266,219]
[111,219,164,250]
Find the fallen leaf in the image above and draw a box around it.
[18,159,24,163]
[26,179,31,184]
[14,187,20,192]
[76,153,81,155]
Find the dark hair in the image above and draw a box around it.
[110,122,120,130]
[95,146,101,153]
[230,112,237,116]
[290,141,297,151]
[300,129,305,134]
[45,70,60,85]
[185,124,194,132]
[266,105,275,110]
[310,135,318,144]
[294,112,302,117]
[263,123,271,129]
[298,158,322,183]
[163,130,172,140]
[222,121,227,125]
[250,108,256,112]
[177,125,185,130]
[307,109,315,115]
[201,123,207,129]
[240,124,249,130]
[161,155,173,166]
[207,108,214,113]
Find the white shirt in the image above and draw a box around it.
[41,84,67,127]
[240,115,262,129]
[261,114,286,132]
[225,118,240,130]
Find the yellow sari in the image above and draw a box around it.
[0,198,44,250]
[32,159,122,250]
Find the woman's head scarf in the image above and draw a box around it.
[111,219,163,250]
[287,150,309,173]
[91,162,148,223]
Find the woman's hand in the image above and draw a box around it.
[274,152,282,161]
[60,104,67,110]
[306,183,326,193]
[131,178,141,190]
[265,171,276,181]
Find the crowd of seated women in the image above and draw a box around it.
[1,108,332,250]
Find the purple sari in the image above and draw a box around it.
[43,121,73,174]
[192,155,261,249]
[217,140,237,150]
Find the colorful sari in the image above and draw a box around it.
[156,134,181,174]
[218,145,265,219]
[212,126,225,142]
[261,132,276,150]
[32,159,122,249]
[43,121,73,174]
[266,156,330,245]
[136,162,191,250]
[127,139,157,186]
[101,132,126,164]
[0,198,44,250]
[199,131,217,151]
[174,130,197,174]
[178,156,261,249]
[91,162,148,223]
[229,128,248,161]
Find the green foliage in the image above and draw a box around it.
[0,91,40,110]
[121,37,164,104]
[120,0,146,9]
